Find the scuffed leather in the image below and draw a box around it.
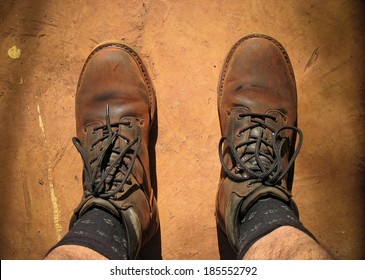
[71,43,159,259]
[216,34,300,252]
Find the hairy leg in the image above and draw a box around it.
[243,226,332,260]
[45,245,107,260]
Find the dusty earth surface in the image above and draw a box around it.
[0,0,364,259]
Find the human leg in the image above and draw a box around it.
[45,42,159,260]
[243,226,331,260]
[46,245,107,260]
[215,34,331,260]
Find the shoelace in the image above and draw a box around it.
[218,113,303,186]
[72,105,141,199]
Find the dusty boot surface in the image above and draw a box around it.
[71,42,159,259]
[216,34,303,252]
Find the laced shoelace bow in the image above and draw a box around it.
[218,113,303,186]
[72,105,141,199]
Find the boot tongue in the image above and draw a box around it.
[84,120,140,196]
[238,126,273,177]
[102,122,141,194]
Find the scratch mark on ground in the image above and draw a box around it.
[320,61,348,79]
[21,165,32,226]
[89,37,99,45]
[37,104,63,241]
[21,19,60,28]
[51,138,72,170]
[37,105,45,133]
[305,47,319,72]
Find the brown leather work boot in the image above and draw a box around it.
[216,34,303,253]
[70,42,159,259]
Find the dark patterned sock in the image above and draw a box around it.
[51,207,128,259]
[237,196,316,259]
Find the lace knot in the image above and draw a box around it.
[219,113,302,186]
[73,105,141,199]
